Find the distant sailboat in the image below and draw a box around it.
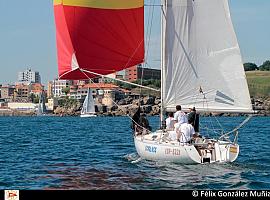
[37,91,46,116]
[80,88,96,118]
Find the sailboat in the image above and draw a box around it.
[36,91,46,116]
[80,88,96,118]
[134,0,253,164]
[54,0,253,164]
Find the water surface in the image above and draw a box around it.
[0,116,269,190]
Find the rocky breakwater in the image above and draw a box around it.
[211,97,270,117]
[54,99,81,116]
[52,96,270,117]
[0,109,35,116]
[251,97,270,116]
[53,96,160,117]
[104,96,161,117]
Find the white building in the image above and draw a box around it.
[18,68,41,84]
[49,79,72,97]
[8,102,37,111]
[46,98,58,111]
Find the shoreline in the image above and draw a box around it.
[1,96,269,117]
[0,109,269,117]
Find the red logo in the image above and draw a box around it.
[5,190,19,200]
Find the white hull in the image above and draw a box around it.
[134,130,239,164]
[80,113,97,118]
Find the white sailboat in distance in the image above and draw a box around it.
[80,88,97,118]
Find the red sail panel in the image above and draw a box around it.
[54,4,144,80]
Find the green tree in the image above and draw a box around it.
[243,62,258,71]
[29,93,36,103]
[259,60,270,71]
[33,97,40,104]
[62,86,70,95]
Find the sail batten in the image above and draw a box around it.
[162,0,252,113]
[54,0,144,80]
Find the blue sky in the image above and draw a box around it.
[0,0,269,85]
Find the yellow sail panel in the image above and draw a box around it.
[54,0,64,5]
[53,0,144,9]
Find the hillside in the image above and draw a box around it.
[246,71,270,97]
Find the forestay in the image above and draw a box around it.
[161,0,253,113]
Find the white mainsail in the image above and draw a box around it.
[161,0,253,113]
[81,88,95,115]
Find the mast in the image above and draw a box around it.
[160,0,166,127]
[86,88,90,113]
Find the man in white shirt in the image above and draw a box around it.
[177,119,195,143]
[165,112,175,130]
[174,105,188,125]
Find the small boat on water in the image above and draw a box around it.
[80,88,96,118]
[36,91,47,116]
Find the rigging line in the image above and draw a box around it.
[199,90,225,135]
[205,97,225,135]
[80,69,160,92]
[145,0,155,62]
[80,69,152,134]
[58,68,78,80]
[80,69,129,113]
[141,0,155,96]
[203,95,220,138]
[212,113,225,135]
[219,115,253,139]
[145,0,153,51]
[200,89,225,136]
[144,4,162,7]
[123,39,144,70]
[130,117,152,135]
[142,1,152,70]
[199,90,224,138]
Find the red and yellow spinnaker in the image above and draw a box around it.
[54,0,145,80]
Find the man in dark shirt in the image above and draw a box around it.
[187,107,199,133]
[139,113,152,131]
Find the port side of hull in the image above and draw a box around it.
[134,133,240,164]
[134,136,201,164]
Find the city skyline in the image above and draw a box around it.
[0,0,270,85]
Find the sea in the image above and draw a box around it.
[0,116,269,190]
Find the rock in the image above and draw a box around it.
[107,105,118,112]
[154,98,161,105]
[117,99,127,105]
[126,96,134,104]
[143,96,155,105]
[141,105,152,113]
